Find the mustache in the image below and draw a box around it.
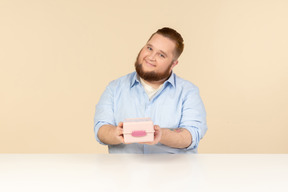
[134,56,172,82]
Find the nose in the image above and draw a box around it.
[148,51,156,61]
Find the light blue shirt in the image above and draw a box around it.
[94,72,207,154]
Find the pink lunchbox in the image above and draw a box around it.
[123,118,155,143]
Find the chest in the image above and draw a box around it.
[113,86,183,128]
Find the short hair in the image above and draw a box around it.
[149,27,184,59]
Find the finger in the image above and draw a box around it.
[118,128,123,135]
[154,125,160,131]
[120,135,125,143]
[118,122,124,128]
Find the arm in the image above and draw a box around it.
[160,128,192,149]
[97,122,124,145]
[145,86,206,149]
[142,126,192,149]
[94,81,123,145]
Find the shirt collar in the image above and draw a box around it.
[130,72,140,88]
[165,72,176,88]
[130,71,176,88]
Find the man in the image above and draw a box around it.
[94,27,207,153]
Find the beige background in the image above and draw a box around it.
[0,0,287,153]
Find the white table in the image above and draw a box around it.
[0,154,287,192]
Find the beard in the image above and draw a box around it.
[134,54,173,82]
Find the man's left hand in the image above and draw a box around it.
[140,125,162,145]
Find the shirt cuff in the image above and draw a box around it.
[184,126,200,150]
[94,121,110,145]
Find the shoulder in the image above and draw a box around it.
[107,72,136,89]
[174,74,199,93]
[173,74,204,105]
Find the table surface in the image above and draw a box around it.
[0,154,287,192]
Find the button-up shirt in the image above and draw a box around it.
[94,72,207,153]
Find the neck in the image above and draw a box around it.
[139,72,173,89]
[141,77,168,89]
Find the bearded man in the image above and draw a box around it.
[94,27,207,154]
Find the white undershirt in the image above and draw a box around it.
[140,78,163,100]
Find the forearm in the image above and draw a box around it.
[160,128,192,149]
[97,124,122,145]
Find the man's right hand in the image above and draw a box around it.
[98,123,125,145]
[115,122,124,144]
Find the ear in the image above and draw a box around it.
[170,60,178,70]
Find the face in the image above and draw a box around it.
[135,33,178,82]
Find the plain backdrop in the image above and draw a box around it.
[1,0,287,153]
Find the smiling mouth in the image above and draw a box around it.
[144,60,156,67]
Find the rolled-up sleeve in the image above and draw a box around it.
[179,86,207,150]
[94,83,116,145]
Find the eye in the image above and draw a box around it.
[147,46,152,51]
[158,53,166,59]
